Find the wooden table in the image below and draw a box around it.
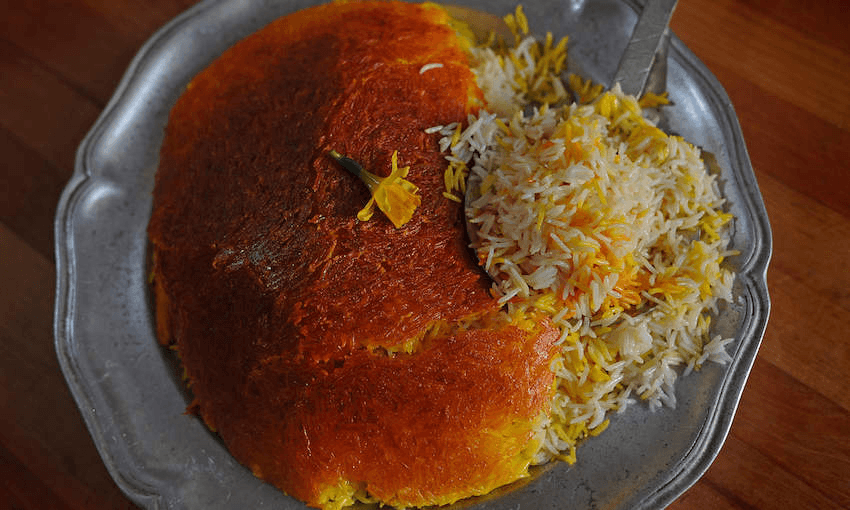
[1,0,848,508]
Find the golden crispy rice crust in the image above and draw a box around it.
[148,2,558,507]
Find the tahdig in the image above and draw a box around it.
[148,2,560,509]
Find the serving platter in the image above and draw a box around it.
[54,0,771,508]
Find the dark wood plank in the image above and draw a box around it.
[83,0,198,42]
[673,0,850,131]
[0,39,101,174]
[734,0,850,54]
[701,430,839,509]
[0,0,197,109]
[729,358,850,507]
[0,441,76,510]
[758,170,850,314]
[712,65,850,218]
[0,0,131,106]
[0,127,67,260]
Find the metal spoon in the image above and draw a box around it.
[461,0,679,280]
[612,0,679,97]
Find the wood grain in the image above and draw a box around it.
[675,0,850,130]
[1,0,848,508]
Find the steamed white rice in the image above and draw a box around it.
[432,15,736,465]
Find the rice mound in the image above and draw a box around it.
[436,12,736,465]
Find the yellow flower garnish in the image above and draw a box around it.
[329,150,421,228]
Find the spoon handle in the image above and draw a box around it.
[612,0,679,97]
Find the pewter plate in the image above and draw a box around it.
[54,0,771,508]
